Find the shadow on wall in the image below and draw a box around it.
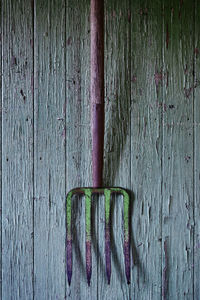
[68,0,147,286]
[69,42,143,289]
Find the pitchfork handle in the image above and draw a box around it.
[91,0,104,188]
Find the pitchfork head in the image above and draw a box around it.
[66,187,130,286]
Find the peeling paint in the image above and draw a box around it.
[11,56,17,66]
[195,47,199,56]
[139,8,148,16]
[183,80,200,99]
[20,89,26,102]
[67,36,72,46]
[154,71,163,87]
[131,75,137,83]
[156,101,167,112]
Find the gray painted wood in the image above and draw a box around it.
[1,0,200,299]
[130,0,163,299]
[2,0,34,299]
[34,0,66,299]
[0,1,2,299]
[162,0,194,298]
[194,1,200,299]
[66,0,98,299]
[98,0,131,298]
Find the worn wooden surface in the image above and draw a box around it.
[0,0,2,298]
[2,0,34,299]
[131,0,163,299]
[194,1,200,299]
[99,0,131,298]
[162,1,194,298]
[34,0,66,299]
[1,0,200,299]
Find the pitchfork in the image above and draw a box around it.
[66,0,131,286]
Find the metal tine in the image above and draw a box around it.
[108,188,130,284]
[66,187,130,286]
[122,189,131,284]
[85,189,92,286]
[66,188,93,286]
[66,190,73,286]
[104,189,111,284]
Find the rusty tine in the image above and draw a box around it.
[66,0,131,286]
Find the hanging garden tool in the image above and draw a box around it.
[66,0,130,286]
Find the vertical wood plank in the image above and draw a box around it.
[0,1,2,298]
[130,0,163,299]
[2,0,34,299]
[194,0,200,298]
[34,0,66,298]
[97,0,131,298]
[162,0,194,298]
[66,0,98,298]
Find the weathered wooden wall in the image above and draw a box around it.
[1,0,199,299]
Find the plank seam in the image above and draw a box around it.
[192,2,196,299]
[161,0,164,298]
[128,0,131,298]
[0,0,2,299]
[64,0,67,298]
[32,0,35,299]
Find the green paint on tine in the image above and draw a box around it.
[85,189,92,285]
[66,190,72,239]
[85,189,92,239]
[122,190,129,241]
[104,189,111,283]
[104,189,111,224]
[66,187,130,285]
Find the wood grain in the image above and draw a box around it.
[194,0,200,299]
[130,0,163,299]
[1,0,199,299]
[66,0,98,298]
[33,0,66,299]
[2,0,34,298]
[98,0,131,298]
[0,0,2,298]
[162,0,194,298]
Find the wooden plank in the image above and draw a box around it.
[194,0,200,298]
[2,0,34,298]
[130,0,163,299]
[162,0,194,298]
[33,0,66,298]
[65,0,98,299]
[97,0,131,298]
[0,1,2,298]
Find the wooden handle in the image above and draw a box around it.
[91,0,104,187]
